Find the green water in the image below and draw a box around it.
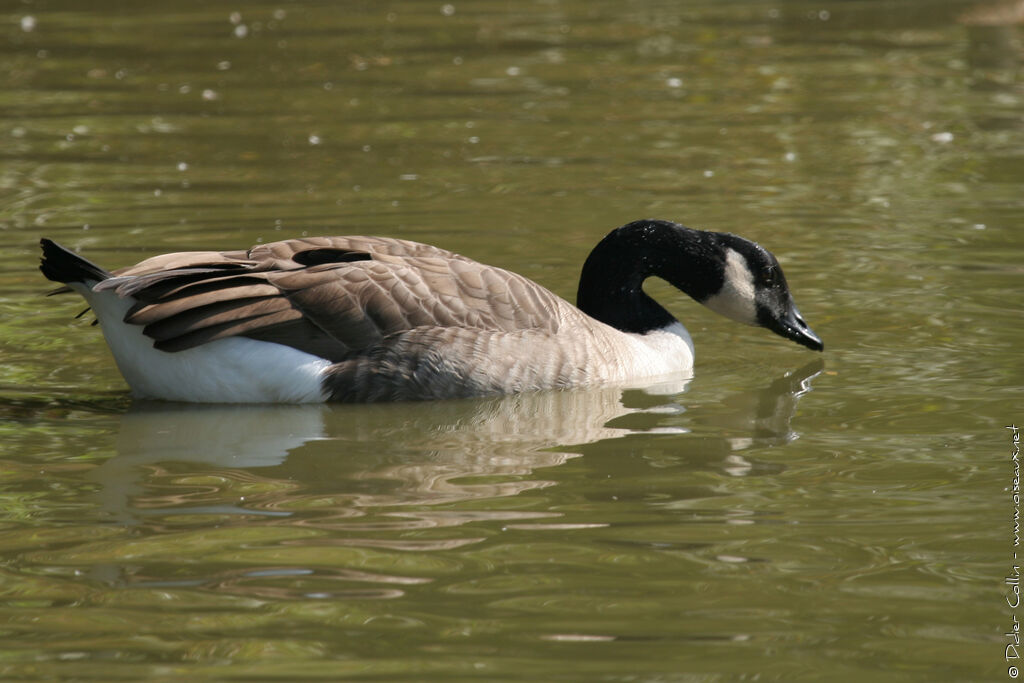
[1,0,1020,679]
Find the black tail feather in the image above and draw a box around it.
[39,239,111,285]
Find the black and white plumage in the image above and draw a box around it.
[38,219,823,403]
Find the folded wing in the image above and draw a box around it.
[95,236,567,360]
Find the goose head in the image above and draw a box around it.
[701,231,823,351]
[577,219,823,351]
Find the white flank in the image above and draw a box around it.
[701,248,758,325]
[71,282,330,403]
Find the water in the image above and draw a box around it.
[1,0,1020,679]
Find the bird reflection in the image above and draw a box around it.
[959,0,1023,71]
[74,362,824,594]
[86,362,824,527]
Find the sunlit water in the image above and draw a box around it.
[1,1,1020,680]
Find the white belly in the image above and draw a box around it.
[76,284,330,403]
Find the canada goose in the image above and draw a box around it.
[39,219,822,403]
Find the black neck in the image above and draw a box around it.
[575,220,723,334]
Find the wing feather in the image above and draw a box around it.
[143,296,297,342]
[152,309,307,352]
[103,236,569,358]
[126,282,281,324]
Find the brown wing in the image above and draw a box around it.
[96,236,568,359]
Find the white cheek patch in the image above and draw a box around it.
[701,248,759,325]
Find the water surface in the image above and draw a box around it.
[1,0,1020,679]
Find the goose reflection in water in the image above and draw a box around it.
[86,360,824,529]
[68,362,826,594]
